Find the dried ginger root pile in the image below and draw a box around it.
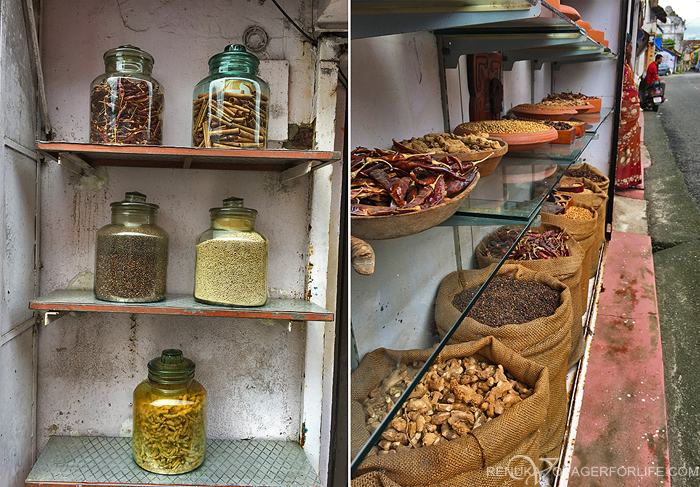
[363,357,533,456]
[400,132,500,154]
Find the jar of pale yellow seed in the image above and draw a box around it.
[193,197,268,306]
[133,349,206,474]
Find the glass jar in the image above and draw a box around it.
[194,197,268,306]
[94,192,169,302]
[192,44,269,149]
[90,45,164,145]
[133,349,206,474]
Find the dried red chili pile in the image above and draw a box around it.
[485,228,571,260]
[565,167,606,183]
[452,276,560,327]
[90,78,164,145]
[351,143,478,216]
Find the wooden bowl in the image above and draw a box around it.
[559,5,580,21]
[351,173,480,240]
[567,120,586,138]
[572,103,595,114]
[575,20,590,32]
[510,105,578,121]
[432,138,508,177]
[584,97,602,113]
[455,126,557,152]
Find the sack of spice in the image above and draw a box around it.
[434,264,572,459]
[565,162,609,193]
[557,178,608,278]
[541,202,598,311]
[351,336,550,487]
[475,224,586,367]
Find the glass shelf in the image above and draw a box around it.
[351,0,540,39]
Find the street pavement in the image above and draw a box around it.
[643,72,700,486]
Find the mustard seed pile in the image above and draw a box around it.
[194,233,268,306]
[457,120,551,134]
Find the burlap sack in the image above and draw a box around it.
[540,202,598,311]
[475,224,586,368]
[351,337,550,487]
[566,162,610,193]
[434,264,572,460]
[557,179,608,278]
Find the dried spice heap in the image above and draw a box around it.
[564,206,594,220]
[132,389,206,474]
[363,358,533,455]
[192,90,267,148]
[396,132,501,155]
[543,91,597,103]
[453,276,560,326]
[565,167,606,183]
[485,228,571,260]
[457,119,551,133]
[351,147,478,216]
[90,78,163,145]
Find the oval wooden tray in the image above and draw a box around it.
[510,106,578,121]
[559,5,580,21]
[351,172,480,240]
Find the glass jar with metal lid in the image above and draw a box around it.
[194,197,268,306]
[192,44,269,149]
[90,45,164,145]
[133,349,207,474]
[94,192,169,302]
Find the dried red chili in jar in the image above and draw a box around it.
[90,45,164,145]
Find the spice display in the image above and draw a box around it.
[90,45,163,145]
[543,92,597,103]
[455,119,551,134]
[565,167,606,183]
[94,192,168,302]
[194,197,268,306]
[192,45,269,149]
[564,206,594,220]
[452,276,560,326]
[133,350,206,474]
[514,118,573,130]
[351,147,478,216]
[395,132,501,154]
[363,357,533,454]
[484,228,571,260]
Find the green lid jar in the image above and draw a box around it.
[94,192,169,302]
[133,349,207,474]
[194,197,269,306]
[192,44,270,149]
[90,45,164,145]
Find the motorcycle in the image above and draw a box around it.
[639,78,665,112]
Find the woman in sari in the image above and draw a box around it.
[615,42,643,189]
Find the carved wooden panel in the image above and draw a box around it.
[467,53,503,121]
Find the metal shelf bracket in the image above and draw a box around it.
[57,152,95,176]
[42,310,69,326]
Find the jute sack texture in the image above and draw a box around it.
[540,202,597,311]
[434,264,572,459]
[557,179,608,278]
[566,162,610,193]
[351,336,550,487]
[475,223,586,368]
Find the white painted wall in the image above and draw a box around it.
[33,0,341,483]
[0,1,39,487]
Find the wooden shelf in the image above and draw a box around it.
[26,436,322,486]
[37,141,342,173]
[30,290,334,322]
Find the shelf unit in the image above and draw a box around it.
[350,0,621,479]
[0,2,346,487]
[26,436,322,487]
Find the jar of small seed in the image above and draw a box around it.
[133,349,206,474]
[94,192,168,302]
[192,44,269,149]
[194,197,268,306]
[90,45,164,145]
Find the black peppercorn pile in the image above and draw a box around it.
[452,276,560,327]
